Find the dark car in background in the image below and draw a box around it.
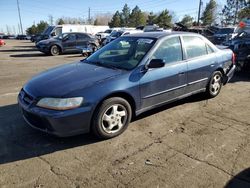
[19,32,235,139]
[228,31,250,69]
[213,27,236,44]
[16,35,29,40]
[30,34,41,42]
[36,32,99,56]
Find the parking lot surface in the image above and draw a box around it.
[0,40,250,188]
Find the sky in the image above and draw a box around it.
[0,0,226,34]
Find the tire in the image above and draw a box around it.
[206,71,223,98]
[88,43,97,53]
[50,45,60,56]
[82,52,88,57]
[92,97,132,139]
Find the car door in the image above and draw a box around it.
[181,35,217,93]
[139,36,188,109]
[62,33,77,52]
[76,33,90,48]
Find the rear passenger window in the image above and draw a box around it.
[183,36,207,59]
[152,37,183,63]
[77,34,89,40]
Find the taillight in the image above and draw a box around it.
[232,53,236,64]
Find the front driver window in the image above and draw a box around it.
[152,37,183,64]
[67,34,76,41]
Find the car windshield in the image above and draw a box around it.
[84,37,156,70]
[216,28,234,34]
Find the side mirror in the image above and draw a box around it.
[147,59,165,69]
[51,32,56,37]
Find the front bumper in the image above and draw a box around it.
[18,90,93,137]
[36,45,50,53]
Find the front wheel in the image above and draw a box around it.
[50,45,60,56]
[88,44,97,53]
[92,97,132,139]
[206,71,223,98]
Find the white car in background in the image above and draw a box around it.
[104,29,143,45]
[95,27,122,43]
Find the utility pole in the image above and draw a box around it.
[197,0,202,26]
[18,24,20,34]
[88,7,91,24]
[17,0,23,34]
[233,0,239,25]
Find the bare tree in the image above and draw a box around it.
[94,13,113,25]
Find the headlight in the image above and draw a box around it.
[37,97,83,110]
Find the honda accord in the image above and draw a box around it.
[18,32,236,139]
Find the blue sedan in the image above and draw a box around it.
[18,32,236,139]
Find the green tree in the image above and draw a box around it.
[36,21,49,33]
[156,9,172,28]
[128,6,146,27]
[57,18,65,25]
[201,0,217,26]
[222,0,247,25]
[121,4,130,26]
[180,15,194,27]
[26,21,48,35]
[109,11,122,27]
[26,24,37,35]
[147,12,157,25]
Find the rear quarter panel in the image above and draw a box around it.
[214,48,233,75]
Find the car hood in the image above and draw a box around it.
[38,38,58,45]
[24,61,123,98]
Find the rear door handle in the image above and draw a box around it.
[178,72,185,75]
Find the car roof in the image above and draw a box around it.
[127,31,198,39]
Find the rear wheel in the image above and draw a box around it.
[50,45,60,56]
[89,44,97,54]
[92,97,132,139]
[206,71,223,98]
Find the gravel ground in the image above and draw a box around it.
[0,40,250,188]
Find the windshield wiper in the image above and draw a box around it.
[82,59,119,70]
